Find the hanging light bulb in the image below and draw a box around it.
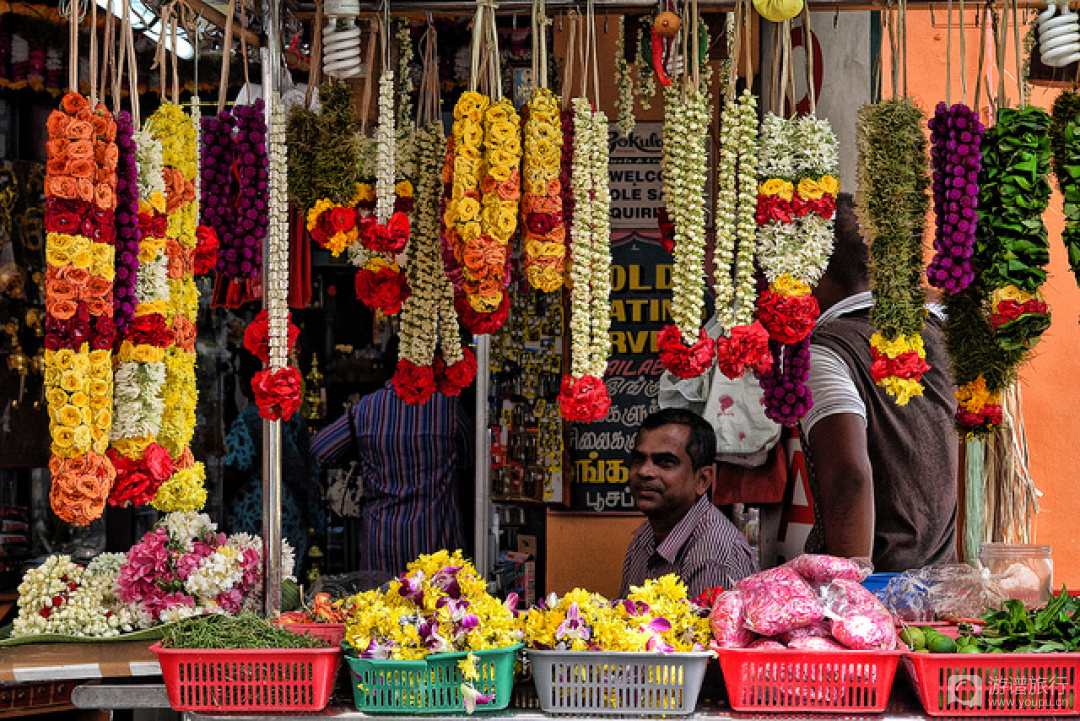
[1039,1,1080,68]
[322,0,363,79]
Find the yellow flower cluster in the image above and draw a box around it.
[147,103,198,180]
[115,340,166,364]
[760,178,795,201]
[869,331,927,405]
[151,462,207,512]
[344,550,521,661]
[167,201,198,248]
[770,274,812,298]
[167,278,200,320]
[992,284,1039,306]
[956,375,1001,414]
[306,198,359,257]
[44,348,112,458]
[521,575,709,652]
[158,348,197,459]
[798,174,839,200]
[46,233,116,279]
[521,89,565,293]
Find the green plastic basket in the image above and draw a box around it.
[344,643,521,714]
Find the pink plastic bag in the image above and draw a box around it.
[785,554,863,585]
[778,619,833,644]
[787,635,847,651]
[746,638,787,650]
[709,590,755,649]
[820,578,896,651]
[737,566,825,637]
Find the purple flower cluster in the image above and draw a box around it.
[758,339,812,427]
[200,99,268,280]
[560,110,575,251]
[112,110,141,336]
[927,102,983,293]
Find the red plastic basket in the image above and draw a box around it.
[716,648,903,713]
[276,622,346,646]
[150,642,342,712]
[904,652,1080,716]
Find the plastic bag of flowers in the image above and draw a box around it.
[521,575,714,715]
[341,549,523,714]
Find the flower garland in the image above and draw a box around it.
[614,15,636,136]
[927,102,982,294]
[1051,91,1080,285]
[946,106,1052,435]
[43,92,118,526]
[633,17,657,111]
[200,100,268,280]
[558,98,612,423]
[521,88,566,292]
[757,337,813,427]
[113,112,140,336]
[658,83,714,379]
[250,94,304,423]
[856,98,931,406]
[145,102,205,512]
[713,89,770,379]
[12,555,135,637]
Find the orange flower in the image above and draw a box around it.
[47,298,78,320]
[47,111,71,139]
[464,235,508,280]
[87,296,112,317]
[181,178,196,203]
[59,265,91,286]
[95,166,114,184]
[546,178,562,196]
[68,159,94,180]
[61,93,89,115]
[67,139,93,160]
[177,446,194,469]
[172,315,196,352]
[497,182,520,203]
[480,174,498,195]
[95,142,119,171]
[76,178,94,203]
[47,158,70,177]
[46,138,69,159]
[48,275,77,301]
[90,113,110,138]
[93,182,115,210]
[46,175,79,200]
[163,168,186,212]
[66,119,94,142]
[165,240,185,278]
[504,168,521,191]
[87,276,111,297]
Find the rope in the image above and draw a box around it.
[901,0,908,97]
[101,2,114,108]
[947,0,953,105]
[359,19,377,134]
[961,0,967,104]
[995,1,1006,108]
[305,0,323,108]
[216,0,236,113]
[974,2,989,111]
[239,0,251,102]
[89,0,97,104]
[417,17,440,127]
[531,0,550,90]
[588,0,600,105]
[801,0,816,113]
[67,0,79,93]
[1010,0,1022,107]
[562,8,578,109]
[125,0,139,126]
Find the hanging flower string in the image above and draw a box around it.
[856,98,931,406]
[1052,92,1080,286]
[614,15,636,136]
[113,112,140,336]
[43,92,118,526]
[558,97,612,422]
[145,103,206,512]
[927,102,982,294]
[521,88,566,293]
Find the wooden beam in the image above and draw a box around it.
[177,0,261,47]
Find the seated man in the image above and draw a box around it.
[621,408,759,599]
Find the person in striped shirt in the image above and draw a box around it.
[621,408,759,600]
[309,364,471,576]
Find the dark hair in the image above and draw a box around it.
[638,408,716,470]
[825,192,870,290]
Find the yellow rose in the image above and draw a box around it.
[797,177,824,200]
[47,247,72,266]
[525,240,567,259]
[149,190,167,214]
[93,408,111,430]
[771,275,812,297]
[53,426,75,449]
[89,350,111,371]
[50,233,76,253]
[760,178,794,201]
[46,388,68,409]
[73,425,92,451]
[489,121,517,144]
[485,103,510,124]
[467,289,503,313]
[89,379,110,397]
[69,391,89,408]
[454,91,487,120]
[460,121,483,149]
[462,222,483,243]
[457,197,481,222]
[819,175,839,195]
[90,393,112,410]
[500,137,522,158]
[454,157,480,182]
[457,143,482,161]
[44,365,60,387]
[527,266,565,293]
[60,371,83,393]
[54,348,76,370]
[133,345,166,363]
[395,180,413,198]
[534,139,559,167]
[488,150,516,170]
[443,205,460,228]
[488,165,511,182]
[992,284,1036,305]
[57,404,82,427]
[71,248,93,268]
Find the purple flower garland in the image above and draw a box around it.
[758,338,812,427]
[112,110,141,335]
[559,109,575,248]
[231,100,268,279]
[927,102,983,294]
[200,109,236,270]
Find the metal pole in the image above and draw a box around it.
[261,0,283,618]
[473,335,492,581]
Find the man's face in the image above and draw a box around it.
[629,424,710,524]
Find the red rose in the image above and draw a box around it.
[143,442,174,482]
[755,194,793,225]
[128,314,173,347]
[355,266,410,315]
[557,374,612,423]
[108,468,156,507]
[244,310,300,363]
[328,206,357,233]
[526,212,555,236]
[756,290,820,344]
[394,196,414,214]
[656,207,675,253]
[46,212,82,234]
[437,347,477,395]
[658,325,716,379]
[392,359,437,405]
[454,291,509,334]
[812,194,836,218]
[194,225,219,275]
[252,366,303,421]
[715,321,774,379]
[983,404,1003,426]
[870,348,930,382]
[361,212,410,255]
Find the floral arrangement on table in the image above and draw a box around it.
[115,511,296,627]
[927,102,982,294]
[713,88,771,381]
[11,554,135,637]
[754,113,839,425]
[520,88,566,293]
[855,98,931,406]
[521,575,710,652]
[658,68,715,380]
[343,549,521,660]
[107,124,176,509]
[1052,91,1080,286]
[43,92,118,526]
[945,106,1052,434]
[144,102,206,513]
[199,98,268,304]
[351,69,411,317]
[394,120,476,404]
[557,96,612,422]
[288,81,361,257]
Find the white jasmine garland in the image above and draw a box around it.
[733,92,760,326]
[758,113,798,180]
[12,556,135,638]
[266,94,291,371]
[375,71,397,226]
[110,362,166,440]
[615,15,636,136]
[133,130,165,209]
[663,84,712,342]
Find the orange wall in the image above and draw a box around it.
[884,10,1080,586]
[545,513,643,597]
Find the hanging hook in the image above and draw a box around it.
[558,11,563,31]
[834,3,840,27]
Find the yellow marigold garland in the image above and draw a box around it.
[521,88,565,292]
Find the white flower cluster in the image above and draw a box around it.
[191,97,201,199]
[132,129,165,208]
[398,122,454,367]
[185,546,245,605]
[758,113,797,180]
[375,70,397,226]
[161,510,217,550]
[397,20,415,131]
[12,556,135,638]
[110,361,166,440]
[226,531,297,582]
[796,114,839,177]
[663,85,712,342]
[614,15,636,136]
[266,93,291,371]
[568,98,612,380]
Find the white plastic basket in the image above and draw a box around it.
[527,650,712,716]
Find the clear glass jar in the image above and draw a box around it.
[979,542,1053,608]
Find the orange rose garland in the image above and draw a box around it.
[43,92,118,526]
[521,88,566,292]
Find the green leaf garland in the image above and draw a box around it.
[1051,91,1080,284]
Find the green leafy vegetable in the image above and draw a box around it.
[161,613,330,650]
[962,589,1080,653]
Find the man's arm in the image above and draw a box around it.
[806,412,875,559]
[309,409,356,466]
